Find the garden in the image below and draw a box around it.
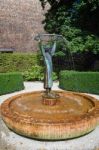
[0,0,99,149]
[0,0,99,95]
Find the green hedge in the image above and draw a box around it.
[0,53,39,73]
[0,53,58,81]
[59,71,99,94]
[0,72,24,95]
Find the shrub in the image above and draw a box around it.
[0,72,24,95]
[59,71,99,94]
[0,53,58,81]
[22,65,44,81]
[23,65,58,81]
[0,53,39,73]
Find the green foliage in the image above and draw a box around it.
[0,53,39,73]
[52,72,58,81]
[39,0,99,54]
[22,65,44,81]
[61,26,99,54]
[72,0,99,34]
[0,72,24,95]
[0,53,58,81]
[59,70,99,94]
[23,65,58,81]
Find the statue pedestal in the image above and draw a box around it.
[42,91,60,106]
[42,97,57,106]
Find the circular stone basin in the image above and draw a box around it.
[1,91,99,140]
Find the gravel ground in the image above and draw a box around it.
[0,82,99,150]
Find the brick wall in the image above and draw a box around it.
[0,0,49,52]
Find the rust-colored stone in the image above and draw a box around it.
[42,97,58,106]
[42,92,60,106]
[1,91,99,140]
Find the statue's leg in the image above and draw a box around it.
[44,53,53,91]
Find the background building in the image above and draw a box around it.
[0,0,49,52]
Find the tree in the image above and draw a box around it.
[39,0,99,54]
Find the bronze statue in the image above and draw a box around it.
[34,34,62,98]
[39,41,56,92]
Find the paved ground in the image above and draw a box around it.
[0,82,99,150]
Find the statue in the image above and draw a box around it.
[34,34,61,100]
[39,41,56,93]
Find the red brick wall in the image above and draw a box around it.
[0,0,49,52]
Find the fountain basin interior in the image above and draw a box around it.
[1,91,99,140]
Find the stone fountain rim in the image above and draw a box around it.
[1,90,99,124]
[0,90,99,140]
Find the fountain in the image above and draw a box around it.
[1,34,99,140]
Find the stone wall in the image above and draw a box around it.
[0,0,49,52]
